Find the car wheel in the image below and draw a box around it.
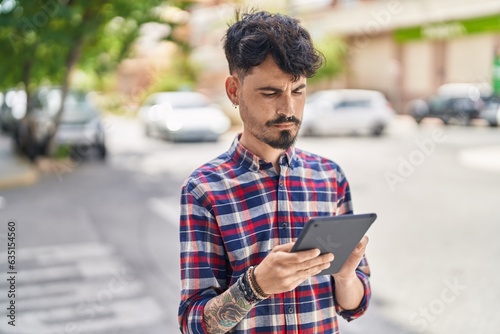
[371,124,385,136]
[97,144,107,160]
[38,138,50,156]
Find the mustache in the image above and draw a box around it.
[266,115,301,126]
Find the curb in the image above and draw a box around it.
[0,157,39,191]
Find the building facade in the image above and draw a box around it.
[298,0,500,112]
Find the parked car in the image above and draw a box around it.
[14,87,106,160]
[0,88,27,133]
[409,83,491,126]
[478,96,500,127]
[301,89,395,136]
[138,91,231,142]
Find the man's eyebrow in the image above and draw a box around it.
[257,83,307,92]
[293,83,307,91]
[257,86,283,92]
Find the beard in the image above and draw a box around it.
[258,115,301,150]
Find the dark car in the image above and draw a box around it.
[14,87,106,160]
[478,97,500,127]
[409,83,491,126]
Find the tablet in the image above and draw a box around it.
[291,213,377,275]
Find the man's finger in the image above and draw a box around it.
[272,242,295,252]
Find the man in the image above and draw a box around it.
[179,11,371,334]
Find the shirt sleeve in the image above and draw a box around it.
[178,179,227,334]
[333,167,372,321]
[335,255,371,321]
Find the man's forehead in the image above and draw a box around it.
[239,56,305,83]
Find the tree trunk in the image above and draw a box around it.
[47,38,83,156]
[18,59,37,161]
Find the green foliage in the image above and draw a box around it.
[310,36,348,84]
[0,0,167,92]
[53,143,72,159]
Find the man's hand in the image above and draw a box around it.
[333,235,369,281]
[332,235,369,310]
[253,242,333,295]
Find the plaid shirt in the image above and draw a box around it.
[179,135,371,334]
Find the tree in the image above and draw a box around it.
[309,35,347,86]
[0,0,179,158]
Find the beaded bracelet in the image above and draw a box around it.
[237,269,261,303]
[248,266,270,300]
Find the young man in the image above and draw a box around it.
[179,11,371,334]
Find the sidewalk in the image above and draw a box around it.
[0,133,38,190]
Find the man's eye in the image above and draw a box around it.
[262,92,277,97]
[293,90,304,95]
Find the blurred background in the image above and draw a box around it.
[0,0,499,333]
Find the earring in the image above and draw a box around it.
[232,103,238,109]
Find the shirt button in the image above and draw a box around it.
[279,181,284,187]
[288,307,294,314]
[281,223,288,229]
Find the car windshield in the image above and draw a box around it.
[35,89,97,123]
[336,100,372,108]
[306,92,330,104]
[428,96,445,109]
[157,93,209,108]
[61,98,97,123]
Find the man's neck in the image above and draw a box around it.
[239,133,285,173]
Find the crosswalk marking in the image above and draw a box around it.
[0,242,164,334]
[0,242,114,264]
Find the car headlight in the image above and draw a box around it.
[166,117,183,132]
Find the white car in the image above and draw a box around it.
[139,91,231,142]
[301,89,395,136]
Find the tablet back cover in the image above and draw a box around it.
[293,213,376,275]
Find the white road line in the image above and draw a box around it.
[14,297,163,334]
[11,280,144,315]
[0,242,114,264]
[0,277,140,302]
[148,196,180,226]
[458,145,500,173]
[0,258,128,286]
[0,242,165,334]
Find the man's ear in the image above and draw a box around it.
[225,76,239,105]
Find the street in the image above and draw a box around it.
[0,115,499,334]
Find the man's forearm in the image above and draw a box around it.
[333,274,365,310]
[203,282,255,333]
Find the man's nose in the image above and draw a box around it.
[277,95,295,117]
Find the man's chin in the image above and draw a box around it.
[266,130,298,150]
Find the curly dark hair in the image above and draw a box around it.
[223,10,324,81]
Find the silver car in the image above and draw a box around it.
[14,87,106,160]
[139,91,231,142]
[301,89,395,136]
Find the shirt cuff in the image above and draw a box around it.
[336,269,371,321]
[179,290,216,334]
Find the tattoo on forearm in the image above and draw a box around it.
[203,283,254,333]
